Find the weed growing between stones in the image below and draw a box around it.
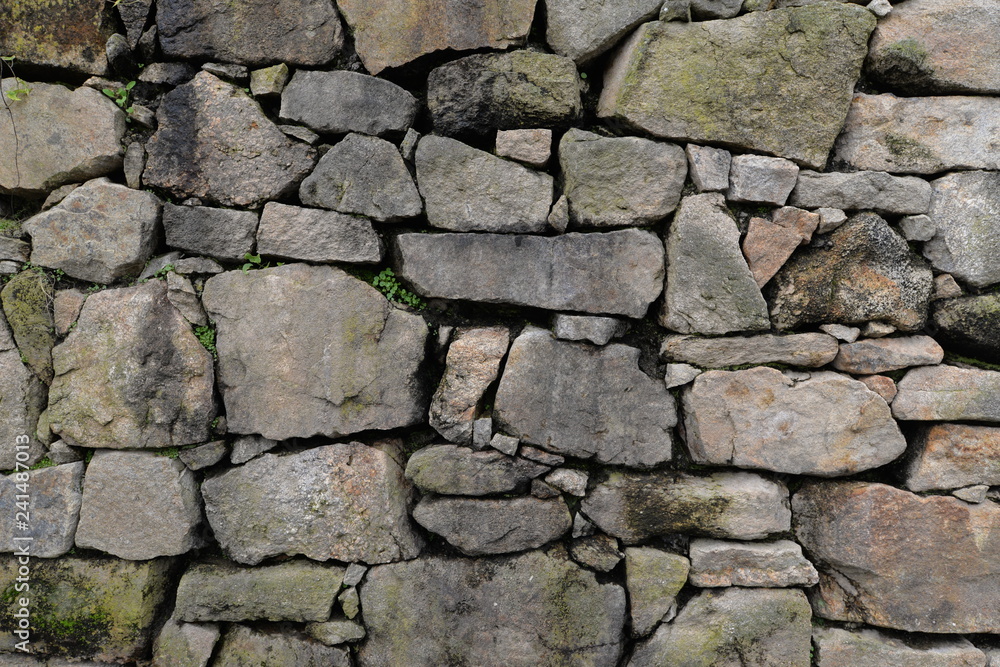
[101,80,136,116]
[194,324,217,359]
[371,268,425,310]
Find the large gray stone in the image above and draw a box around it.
[0,81,125,197]
[684,367,905,476]
[660,333,839,368]
[559,129,686,228]
[832,335,944,374]
[789,170,932,214]
[893,365,1000,422]
[688,539,819,588]
[47,281,215,449]
[299,133,421,221]
[0,313,46,470]
[202,442,423,565]
[494,328,676,467]
[358,548,627,665]
[923,171,1000,288]
[416,136,553,233]
[145,72,316,208]
[256,203,382,264]
[545,0,662,63]
[582,471,791,543]
[157,0,343,66]
[625,547,690,637]
[813,626,988,667]
[280,71,418,137]
[213,626,349,667]
[660,193,770,334]
[833,93,1000,174]
[598,5,875,168]
[24,178,161,284]
[0,462,83,558]
[202,265,427,440]
[405,445,545,495]
[162,203,258,262]
[396,229,664,318]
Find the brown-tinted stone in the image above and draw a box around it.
[742,208,819,287]
[813,626,987,667]
[857,374,897,403]
[0,0,114,76]
[893,365,1000,422]
[832,335,944,374]
[660,333,839,368]
[906,424,1000,491]
[688,539,819,588]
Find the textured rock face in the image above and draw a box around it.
[813,627,987,667]
[152,616,221,667]
[893,365,1000,422]
[661,333,839,368]
[337,0,536,74]
[683,368,905,476]
[545,0,662,63]
[359,549,627,666]
[832,335,944,374]
[256,203,382,264]
[144,72,316,208]
[25,178,161,284]
[202,443,422,565]
[428,52,582,136]
[213,625,349,667]
[582,471,790,543]
[553,314,624,346]
[794,481,1000,633]
[0,462,82,557]
[907,424,1000,492]
[396,230,664,318]
[688,539,819,588]
[625,547,690,637]
[727,154,799,206]
[47,281,215,449]
[405,445,545,495]
[162,203,258,262]
[0,0,113,76]
[1,270,55,383]
[771,212,933,331]
[0,81,125,197]
[494,329,676,467]
[934,294,1000,362]
[202,265,427,440]
[789,170,932,214]
[157,0,343,66]
[0,315,46,470]
[923,171,1000,288]
[629,588,812,667]
[833,94,1000,174]
[598,5,875,168]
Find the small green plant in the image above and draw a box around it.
[194,324,217,358]
[241,252,263,273]
[152,263,175,280]
[28,457,56,470]
[102,80,135,114]
[155,447,180,459]
[1,56,30,102]
[371,268,425,310]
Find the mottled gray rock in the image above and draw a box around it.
[660,333,839,368]
[727,155,799,206]
[934,294,1000,363]
[162,271,204,324]
[954,485,989,504]
[473,417,493,450]
[546,0,661,63]
[821,323,861,342]
[569,534,623,572]
[495,128,551,167]
[817,207,849,234]
[281,70,417,137]
[686,144,731,192]
[202,62,248,83]
[582,471,790,543]
[157,0,343,66]
[490,433,519,456]
[864,321,897,338]
[213,626,349,667]
[893,365,1000,422]
[250,63,289,97]
[416,136,553,233]
[228,434,277,465]
[625,547,690,637]
[598,5,875,168]
[0,316,46,470]
[900,214,935,241]
[906,424,1000,491]
[123,141,145,190]
[559,129,685,228]
[405,445,545,495]
[789,170,932,214]
[139,62,197,86]
[396,229,664,318]
[688,539,819,588]
[834,93,1000,174]
[152,616,220,667]
[305,619,366,645]
[202,443,422,565]
[664,363,701,388]
[428,52,582,136]
[202,265,427,440]
[660,193,770,334]
[47,440,82,464]
[343,563,367,587]
[548,194,570,232]
[0,237,29,263]
[552,314,624,345]
[256,203,382,264]
[833,335,944,374]
[299,133,421,221]
[813,626,987,667]
[174,257,224,276]
[75,450,202,560]
[0,462,83,558]
[629,588,812,667]
[338,587,360,619]
[1,270,55,383]
[145,72,316,208]
[924,171,1000,288]
[359,548,627,665]
[495,329,676,467]
[47,281,215,449]
[162,203,258,262]
[179,441,227,471]
[414,496,571,555]
[546,468,588,496]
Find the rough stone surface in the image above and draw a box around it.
[1,270,55,383]
[0,461,83,558]
[213,626,349,667]
[0,315,46,470]
[178,441,227,471]
[771,212,933,331]
[546,468,588,496]
[202,265,427,440]
[686,144,731,192]
[202,442,423,565]
[629,588,812,667]
[625,547,690,637]
[598,5,875,168]
[552,314,624,346]
[727,155,799,205]
[337,0,536,74]
[305,619,366,646]
[413,496,571,555]
[900,214,935,241]
[256,203,382,264]
[152,617,220,667]
[165,272,208,326]
[858,374,897,403]
[428,52,582,136]
[832,335,944,374]
[794,481,1000,633]
[0,236,30,263]
[813,626,988,667]
[660,193,770,334]
[404,445,545,495]
[893,365,1000,422]
[396,229,664,318]
[250,63,289,97]
[0,0,114,76]
[0,81,125,196]
[688,538,819,588]
[47,281,215,449]
[582,471,790,543]
[661,333,839,368]
[545,0,661,63]
[416,136,553,233]
[664,363,701,389]
[162,203,258,262]
[569,534,622,572]
[742,208,819,287]
[145,72,316,208]
[157,0,343,66]
[359,548,627,665]
[495,328,676,467]
[833,93,1000,174]
[684,367,905,476]
[789,170,932,214]
[934,294,1000,363]
[228,434,277,465]
[923,171,1000,288]
[495,128,552,167]
[906,424,1000,491]
[817,207,849,234]
[300,133,421,222]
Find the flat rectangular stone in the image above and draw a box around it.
[660,333,839,368]
[789,170,933,214]
[893,365,1000,421]
[906,423,1000,492]
[257,203,382,263]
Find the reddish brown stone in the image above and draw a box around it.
[857,375,897,403]
[742,207,819,287]
[0,0,114,76]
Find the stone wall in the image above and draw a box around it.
[1,0,1000,664]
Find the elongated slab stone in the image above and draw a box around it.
[813,627,987,667]
[794,481,1000,633]
[396,230,664,318]
[906,424,1000,492]
[893,365,1000,422]
[405,445,546,495]
[923,171,1000,288]
[688,539,819,588]
[660,333,839,368]
[598,5,875,168]
[832,335,943,374]
[789,170,932,214]
[214,625,349,667]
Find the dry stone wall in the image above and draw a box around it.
[2,0,1000,664]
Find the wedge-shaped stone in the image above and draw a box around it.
[202,443,422,565]
[213,625,349,667]
[684,368,905,476]
[833,335,943,374]
[0,0,113,76]
[893,365,1000,422]
[582,471,790,543]
[337,0,536,74]
[794,481,1000,633]
[359,548,627,666]
[396,230,664,318]
[661,333,839,368]
[789,170,932,214]
[0,462,82,558]
[405,445,546,495]
[546,0,662,64]
[256,203,382,264]
[907,424,1000,492]
[924,171,1000,288]
[494,328,676,467]
[934,294,1000,363]
[625,548,690,638]
[689,539,819,588]
[743,208,819,287]
[598,5,875,168]
[814,627,987,667]
[834,94,1000,174]
[202,265,427,440]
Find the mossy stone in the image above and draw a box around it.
[1,270,55,384]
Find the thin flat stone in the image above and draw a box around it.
[661,333,839,368]
[832,335,944,374]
